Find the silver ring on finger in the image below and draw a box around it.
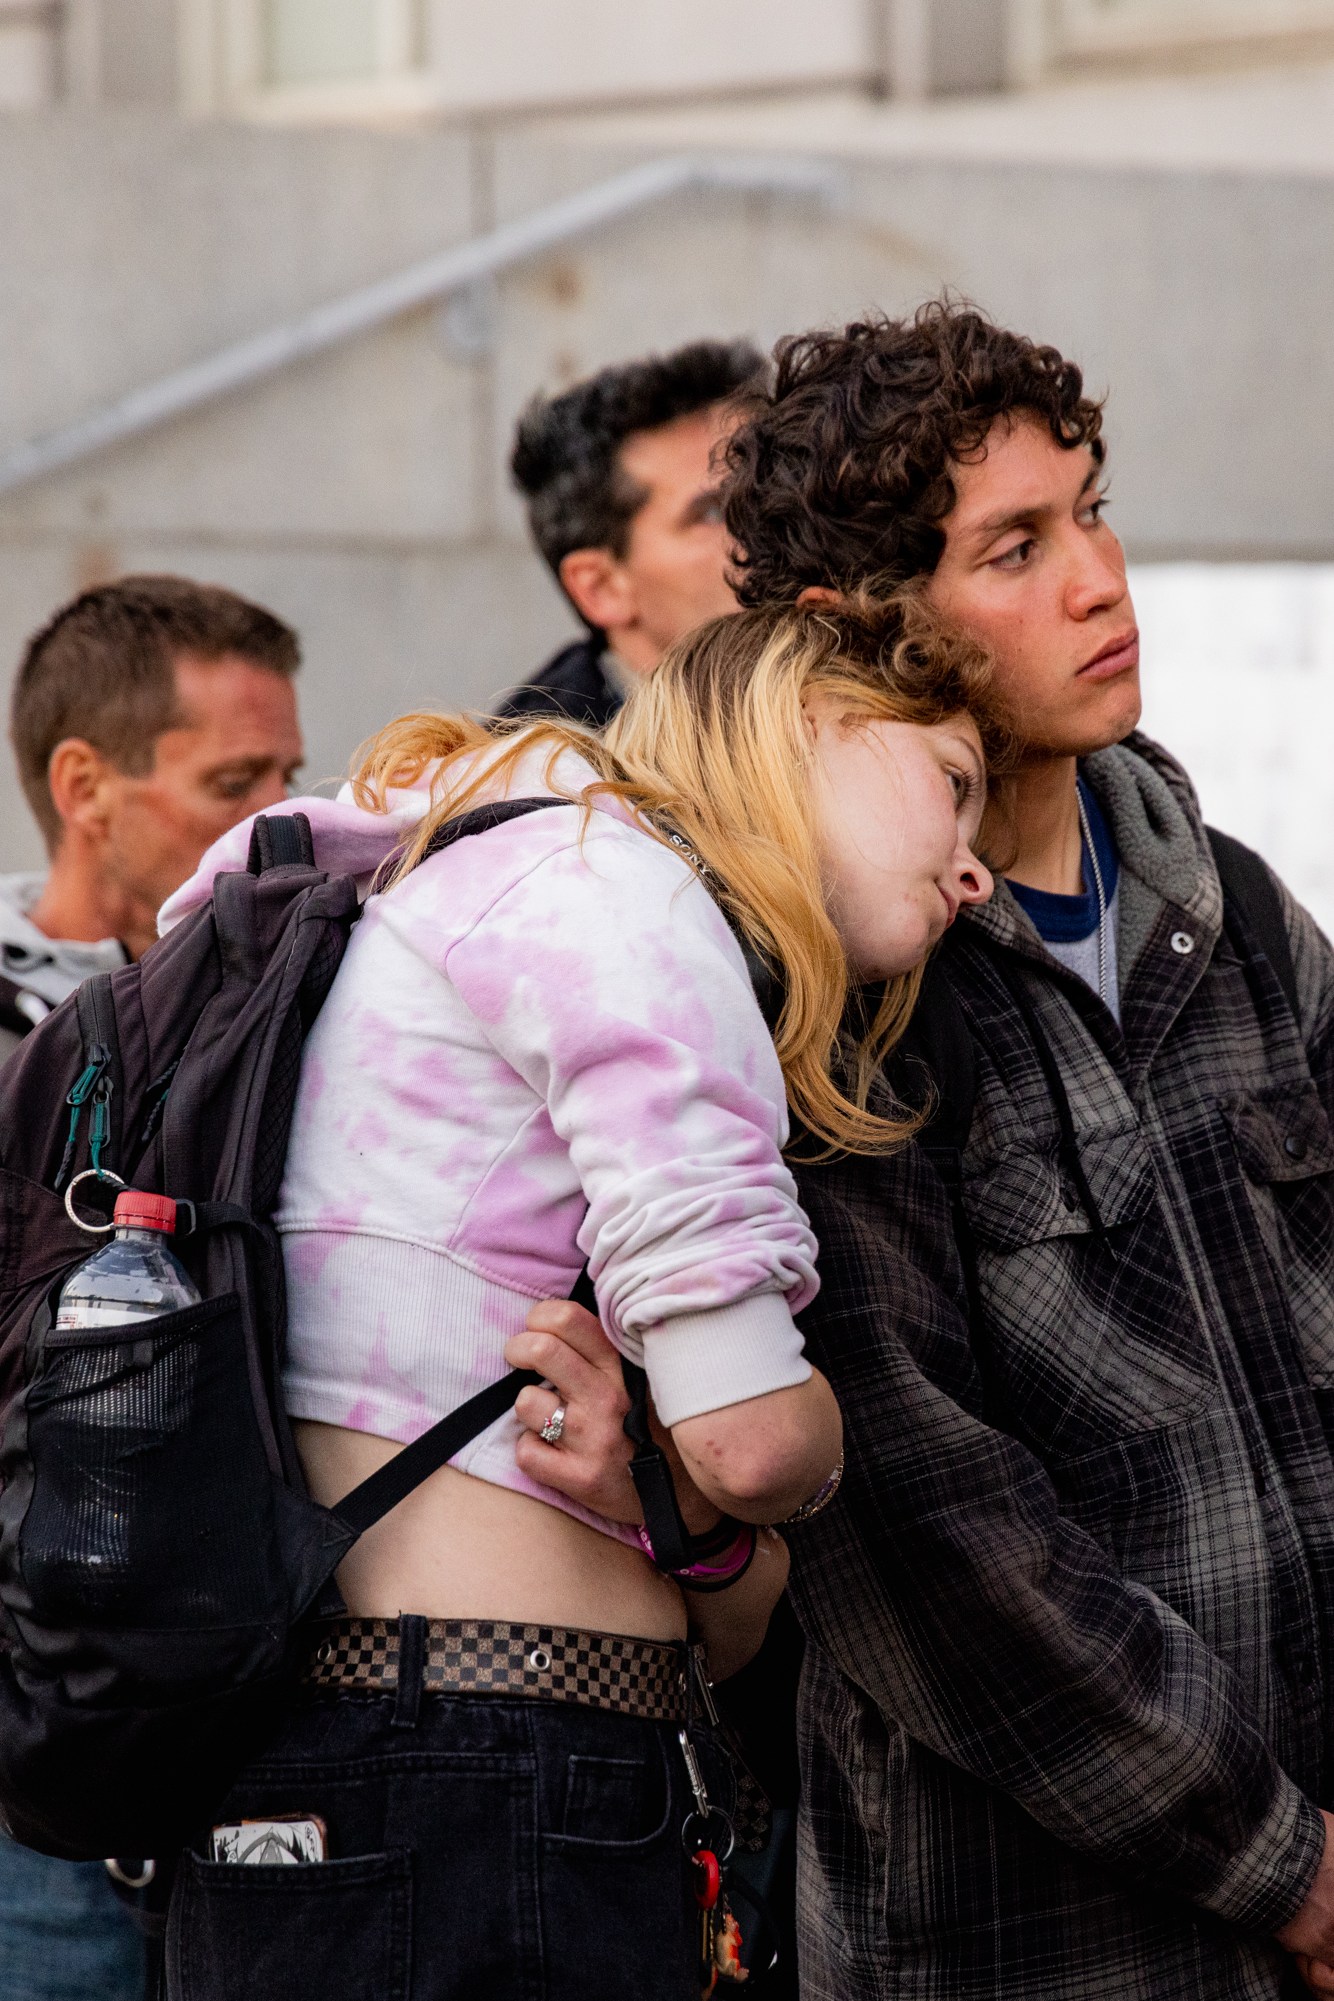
[539,1405,567,1447]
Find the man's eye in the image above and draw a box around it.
[1080,496,1107,527]
[694,493,725,525]
[991,537,1035,572]
[212,774,257,800]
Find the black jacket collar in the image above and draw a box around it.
[494,635,623,731]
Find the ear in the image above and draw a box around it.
[45,737,118,839]
[799,689,830,744]
[558,547,637,638]
[796,586,845,610]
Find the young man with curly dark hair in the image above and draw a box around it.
[704,304,1334,2001]
[519,301,1334,1998]
[498,339,763,727]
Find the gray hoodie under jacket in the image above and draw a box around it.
[0,873,125,1064]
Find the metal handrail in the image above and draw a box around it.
[0,152,839,498]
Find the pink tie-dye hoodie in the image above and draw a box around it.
[160,742,819,1545]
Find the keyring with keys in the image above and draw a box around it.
[63,1167,126,1235]
[678,1728,745,1994]
[678,1729,735,1860]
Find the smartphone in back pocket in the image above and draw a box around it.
[210,1816,328,1865]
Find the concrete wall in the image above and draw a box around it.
[0,3,58,110]
[1052,0,1334,72]
[1,107,1332,871]
[97,0,180,106]
[184,0,871,119]
[14,1,1334,122]
[418,0,867,114]
[488,129,1334,570]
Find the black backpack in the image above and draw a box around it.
[0,798,702,1862]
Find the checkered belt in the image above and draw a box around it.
[301,1616,688,1723]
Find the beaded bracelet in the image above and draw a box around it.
[781,1450,845,1525]
[637,1519,758,1592]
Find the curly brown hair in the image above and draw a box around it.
[723,301,1104,607]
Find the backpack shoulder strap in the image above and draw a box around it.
[330,1368,543,1538]
[248,810,315,874]
[1206,826,1299,1020]
[419,796,574,865]
[329,1257,677,1552]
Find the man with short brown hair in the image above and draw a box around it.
[0,574,304,1994]
[2,575,304,1057]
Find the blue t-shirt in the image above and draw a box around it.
[1008,777,1119,943]
[1007,777,1121,1016]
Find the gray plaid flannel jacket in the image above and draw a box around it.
[786,735,1334,2000]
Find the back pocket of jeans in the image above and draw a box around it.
[557,1746,671,1848]
[169,1848,411,2001]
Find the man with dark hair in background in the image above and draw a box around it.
[2,575,304,1063]
[711,304,1334,2000]
[499,339,762,725]
[0,576,304,1993]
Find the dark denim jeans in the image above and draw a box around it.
[0,1834,146,2001]
[164,1684,699,2001]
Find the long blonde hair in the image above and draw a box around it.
[351,592,997,1156]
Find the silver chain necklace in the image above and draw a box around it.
[1076,784,1111,1009]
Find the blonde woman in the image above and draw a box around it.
[160,596,994,2001]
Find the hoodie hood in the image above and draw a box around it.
[1084,731,1217,922]
[0,873,128,1015]
[965,730,1222,971]
[157,787,430,938]
[158,738,637,939]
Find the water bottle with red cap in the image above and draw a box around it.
[55,1190,201,1331]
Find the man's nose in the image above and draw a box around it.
[1066,529,1129,621]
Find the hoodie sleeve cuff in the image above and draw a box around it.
[640,1293,811,1428]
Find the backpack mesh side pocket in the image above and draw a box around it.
[18,1295,280,1644]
